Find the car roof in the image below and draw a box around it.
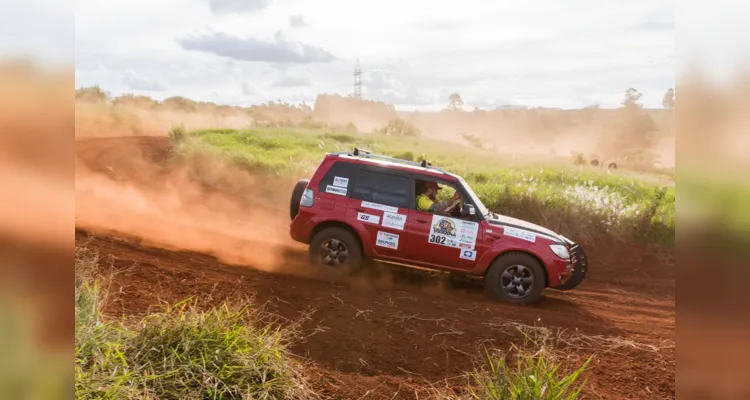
[326,149,461,181]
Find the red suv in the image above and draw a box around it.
[289,148,588,305]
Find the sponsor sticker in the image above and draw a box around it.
[428,215,478,249]
[361,201,398,213]
[325,185,348,196]
[333,176,349,188]
[376,231,399,249]
[382,212,406,230]
[460,249,477,261]
[357,212,380,224]
[503,226,536,243]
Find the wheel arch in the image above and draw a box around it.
[484,249,549,288]
[309,220,365,256]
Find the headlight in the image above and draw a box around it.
[550,244,570,259]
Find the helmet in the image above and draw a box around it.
[422,181,441,191]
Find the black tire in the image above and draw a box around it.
[484,252,546,306]
[308,227,363,278]
[290,179,310,220]
[607,162,618,170]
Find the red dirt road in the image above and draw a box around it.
[75,136,675,399]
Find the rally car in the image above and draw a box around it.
[288,148,588,305]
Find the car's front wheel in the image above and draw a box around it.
[485,252,545,305]
[308,227,363,278]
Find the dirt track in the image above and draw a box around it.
[75,136,675,399]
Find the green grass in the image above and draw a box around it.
[440,348,590,400]
[74,247,313,400]
[172,128,674,246]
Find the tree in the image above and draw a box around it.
[622,88,643,108]
[447,93,464,110]
[662,88,675,108]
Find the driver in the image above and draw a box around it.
[416,181,460,214]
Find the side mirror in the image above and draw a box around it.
[462,204,476,217]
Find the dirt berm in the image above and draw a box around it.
[75,136,675,399]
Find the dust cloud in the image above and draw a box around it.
[75,138,314,276]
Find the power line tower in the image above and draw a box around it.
[352,58,362,99]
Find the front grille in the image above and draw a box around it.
[569,244,587,271]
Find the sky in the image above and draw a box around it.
[5,0,747,111]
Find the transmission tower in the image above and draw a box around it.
[352,58,362,99]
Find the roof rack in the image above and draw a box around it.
[331,147,450,175]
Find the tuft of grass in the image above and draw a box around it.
[75,247,314,400]
[437,323,592,400]
[461,348,590,400]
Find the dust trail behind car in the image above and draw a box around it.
[75,136,315,276]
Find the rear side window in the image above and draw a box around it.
[352,169,411,208]
[318,161,358,195]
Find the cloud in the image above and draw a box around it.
[271,74,311,87]
[241,80,255,95]
[177,31,337,63]
[289,15,306,29]
[122,70,166,91]
[206,0,271,14]
[363,69,432,105]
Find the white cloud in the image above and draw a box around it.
[289,15,306,29]
[206,0,271,15]
[241,80,255,95]
[70,0,697,109]
[123,70,167,91]
[177,31,337,63]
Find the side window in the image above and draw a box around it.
[318,161,358,194]
[352,169,411,209]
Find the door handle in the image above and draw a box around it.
[415,218,429,223]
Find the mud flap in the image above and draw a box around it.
[551,245,588,291]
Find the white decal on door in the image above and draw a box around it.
[361,201,398,213]
[357,212,380,224]
[376,231,399,249]
[427,214,479,250]
[382,212,406,230]
[459,249,477,261]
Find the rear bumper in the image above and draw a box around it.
[289,212,314,244]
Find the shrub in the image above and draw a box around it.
[440,345,590,400]
[75,247,313,400]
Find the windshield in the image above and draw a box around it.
[458,178,490,217]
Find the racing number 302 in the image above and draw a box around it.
[429,234,446,244]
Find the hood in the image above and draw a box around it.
[487,214,568,244]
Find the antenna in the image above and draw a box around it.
[352,57,362,99]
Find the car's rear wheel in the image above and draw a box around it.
[485,252,545,305]
[290,179,310,220]
[309,227,362,278]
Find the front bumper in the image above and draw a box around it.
[551,242,588,290]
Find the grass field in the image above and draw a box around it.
[171,128,675,247]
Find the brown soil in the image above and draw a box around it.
[75,136,675,399]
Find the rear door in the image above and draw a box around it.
[346,166,413,259]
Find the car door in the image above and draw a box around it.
[404,178,484,270]
[345,166,413,259]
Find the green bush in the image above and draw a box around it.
[75,248,313,400]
